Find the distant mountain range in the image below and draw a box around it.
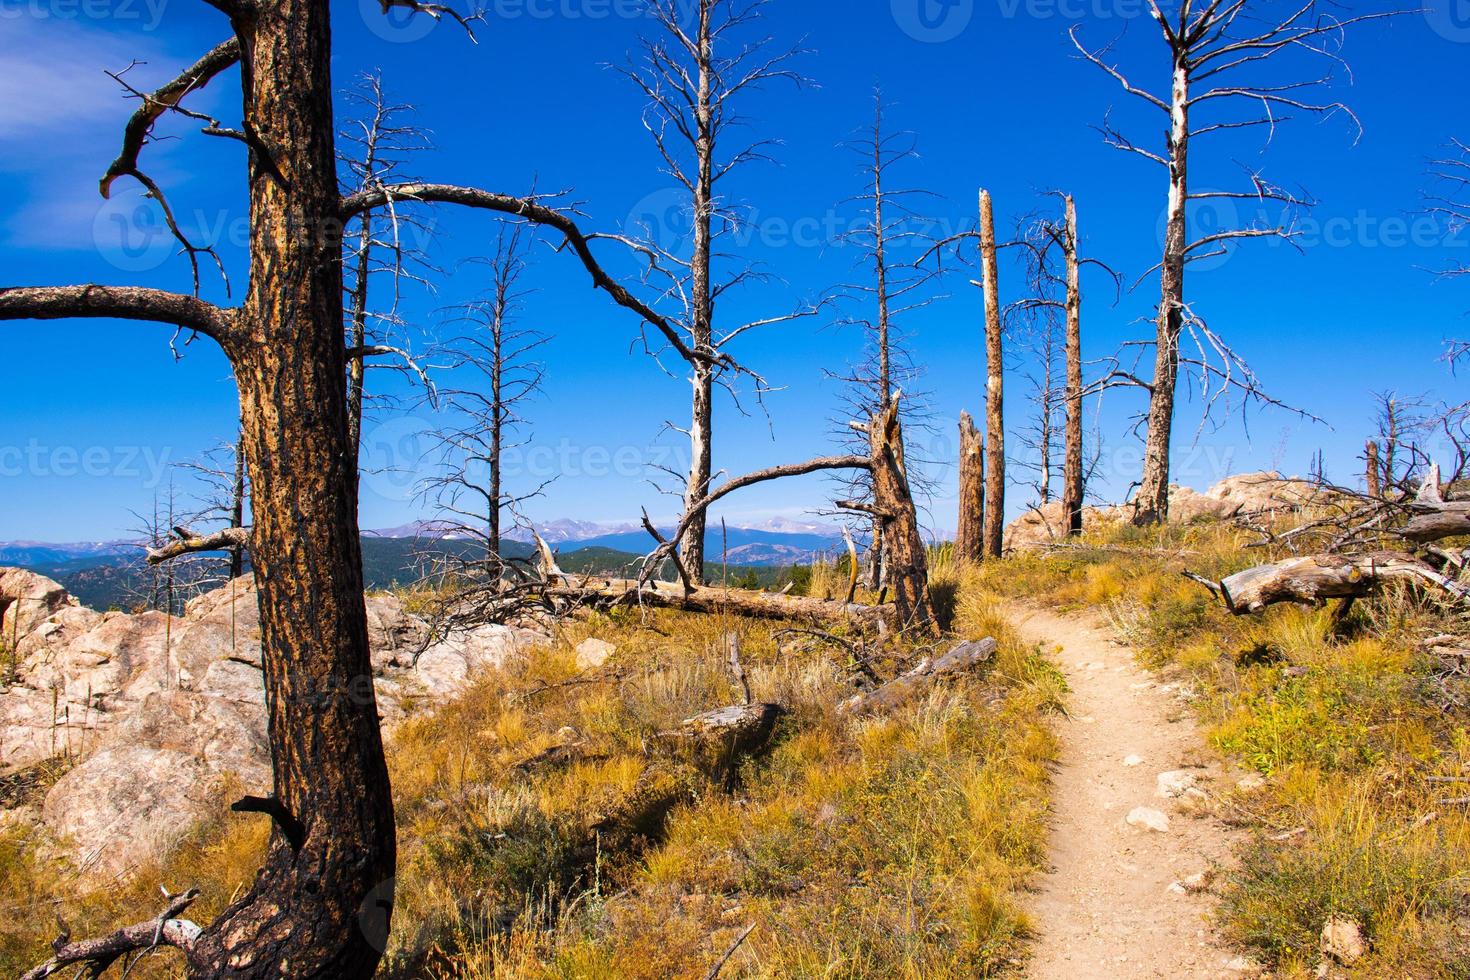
[0,518,845,611]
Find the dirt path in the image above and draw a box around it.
[1008,603,1256,979]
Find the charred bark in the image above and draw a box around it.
[1061,195,1085,536]
[956,411,985,562]
[979,190,1006,558]
[866,401,937,635]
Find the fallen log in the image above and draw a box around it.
[1185,551,1470,615]
[1401,467,1470,544]
[547,578,896,627]
[836,637,998,717]
[657,702,785,780]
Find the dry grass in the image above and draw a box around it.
[972,520,1470,977]
[0,564,1061,979]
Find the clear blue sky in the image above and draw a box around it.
[1,1,1466,541]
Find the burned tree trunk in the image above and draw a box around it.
[1366,440,1383,498]
[837,638,996,717]
[188,6,394,976]
[867,401,937,635]
[1061,195,1085,536]
[979,190,1006,559]
[956,411,986,562]
[1186,552,1470,615]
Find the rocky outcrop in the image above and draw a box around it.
[1004,472,1325,553]
[0,572,547,878]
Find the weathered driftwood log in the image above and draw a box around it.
[1401,468,1470,544]
[1186,551,1470,615]
[548,578,897,627]
[837,637,998,717]
[658,703,784,779]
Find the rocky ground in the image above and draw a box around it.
[0,569,547,878]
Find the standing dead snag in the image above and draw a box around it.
[1061,196,1085,536]
[979,190,1006,559]
[860,400,938,635]
[956,412,986,562]
[1072,2,1396,525]
[615,0,816,585]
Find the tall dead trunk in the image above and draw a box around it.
[869,401,935,634]
[677,0,717,585]
[1134,53,1191,526]
[1366,440,1383,498]
[1061,195,1085,536]
[979,189,1006,558]
[956,411,985,562]
[190,4,395,974]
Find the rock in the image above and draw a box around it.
[1168,871,1211,895]
[1237,773,1268,792]
[0,568,80,644]
[1126,807,1171,833]
[1321,916,1368,966]
[42,747,222,878]
[575,638,617,672]
[0,567,550,879]
[1123,754,1144,767]
[1223,955,1263,974]
[1157,770,1199,799]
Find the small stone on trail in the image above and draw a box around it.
[1237,773,1267,792]
[1157,770,1199,799]
[1126,807,1170,833]
[1086,661,1105,671]
[1123,754,1144,767]
[1224,955,1263,973]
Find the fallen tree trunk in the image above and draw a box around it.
[658,702,784,780]
[1186,551,1470,615]
[548,578,897,627]
[1401,471,1470,543]
[837,637,997,717]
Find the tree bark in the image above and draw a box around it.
[979,190,1006,558]
[186,5,396,975]
[837,638,996,717]
[1401,471,1470,543]
[549,578,896,627]
[678,0,717,586]
[868,400,937,635]
[956,411,986,562]
[1134,53,1191,527]
[1061,195,1085,536]
[1366,440,1382,498]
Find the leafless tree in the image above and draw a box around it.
[1425,139,1469,366]
[422,222,549,568]
[0,4,825,974]
[612,0,822,583]
[828,94,939,587]
[1073,1,1397,525]
[340,72,438,461]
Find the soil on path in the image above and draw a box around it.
[1010,603,1258,979]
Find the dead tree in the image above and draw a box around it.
[979,190,1006,558]
[422,222,549,568]
[0,4,803,975]
[1061,196,1085,535]
[829,93,939,588]
[956,412,985,562]
[1073,2,1397,525]
[614,0,818,584]
[340,72,437,462]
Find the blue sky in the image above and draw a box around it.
[1,0,1466,542]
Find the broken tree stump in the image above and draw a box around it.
[836,637,998,717]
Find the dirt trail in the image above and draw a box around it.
[1009,603,1255,979]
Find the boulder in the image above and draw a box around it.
[0,568,83,646]
[0,568,550,878]
[1320,916,1368,966]
[42,747,221,878]
[575,638,617,671]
